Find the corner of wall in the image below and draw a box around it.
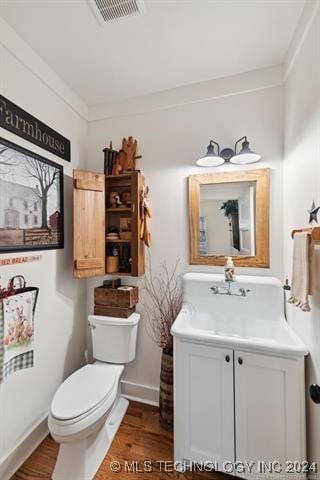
[283,0,320,83]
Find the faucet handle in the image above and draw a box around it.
[239,287,250,296]
[210,286,219,294]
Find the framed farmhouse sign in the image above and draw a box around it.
[0,138,64,253]
[0,95,70,162]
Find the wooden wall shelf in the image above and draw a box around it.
[106,173,133,179]
[106,239,131,243]
[291,227,320,243]
[106,208,131,212]
[73,169,145,278]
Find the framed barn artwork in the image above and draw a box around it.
[0,137,64,253]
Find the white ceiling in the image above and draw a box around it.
[0,0,305,106]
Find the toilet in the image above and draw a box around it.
[48,313,140,480]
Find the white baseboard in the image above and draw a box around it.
[121,379,159,406]
[0,414,49,480]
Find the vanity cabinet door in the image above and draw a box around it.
[174,340,234,465]
[234,350,305,464]
[73,169,106,278]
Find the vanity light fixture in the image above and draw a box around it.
[196,136,261,167]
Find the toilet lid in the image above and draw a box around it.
[51,364,116,420]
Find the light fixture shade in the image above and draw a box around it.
[196,140,224,167]
[230,139,261,165]
[230,152,261,164]
[196,155,225,167]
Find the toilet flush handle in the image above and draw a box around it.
[88,322,96,329]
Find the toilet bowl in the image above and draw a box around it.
[48,313,140,480]
[48,363,123,443]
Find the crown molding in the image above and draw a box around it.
[0,17,88,121]
[283,0,320,82]
[88,65,283,122]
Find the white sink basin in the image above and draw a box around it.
[171,273,308,356]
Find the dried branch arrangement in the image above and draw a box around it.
[142,259,183,355]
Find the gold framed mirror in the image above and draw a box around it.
[189,168,270,267]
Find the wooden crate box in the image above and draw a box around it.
[94,286,138,309]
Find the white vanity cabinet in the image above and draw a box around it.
[174,339,306,472]
[174,341,235,464]
[234,350,305,464]
[172,273,308,476]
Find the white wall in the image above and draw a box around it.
[0,20,88,479]
[87,73,284,402]
[283,5,320,465]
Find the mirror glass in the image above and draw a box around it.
[199,181,256,256]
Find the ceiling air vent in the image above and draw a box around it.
[87,0,146,25]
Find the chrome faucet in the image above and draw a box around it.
[210,281,250,297]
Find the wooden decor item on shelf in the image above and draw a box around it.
[122,136,141,171]
[106,256,119,273]
[104,136,142,177]
[109,136,142,175]
[111,155,123,176]
[108,191,122,208]
[120,217,132,240]
[140,185,152,247]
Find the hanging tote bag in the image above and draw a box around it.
[0,275,39,383]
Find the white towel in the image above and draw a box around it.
[288,232,314,312]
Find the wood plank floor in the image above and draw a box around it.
[11,401,231,480]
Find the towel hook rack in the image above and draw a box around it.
[291,227,320,243]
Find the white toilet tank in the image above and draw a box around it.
[88,313,140,364]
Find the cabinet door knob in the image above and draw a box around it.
[309,384,320,404]
[225,355,230,363]
[238,357,243,365]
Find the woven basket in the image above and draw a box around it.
[159,351,173,431]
